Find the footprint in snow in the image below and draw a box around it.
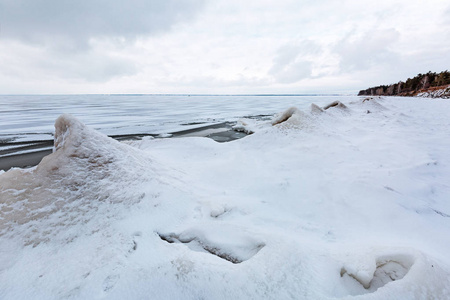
[102,274,120,292]
[158,225,265,264]
[340,253,413,295]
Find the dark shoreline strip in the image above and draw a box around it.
[0,149,53,172]
[0,141,53,156]
[0,122,247,171]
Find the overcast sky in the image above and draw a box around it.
[1,0,449,94]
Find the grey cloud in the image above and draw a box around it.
[0,0,204,83]
[0,42,137,83]
[269,40,320,83]
[0,0,205,48]
[334,29,400,72]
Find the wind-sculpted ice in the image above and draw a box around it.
[0,114,156,245]
[271,107,302,126]
[310,103,324,115]
[323,100,348,110]
[269,100,346,129]
[270,106,317,129]
[348,97,387,114]
[235,100,349,133]
[266,98,390,131]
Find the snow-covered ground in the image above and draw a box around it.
[1,96,450,299]
[416,85,450,99]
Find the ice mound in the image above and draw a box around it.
[235,101,350,135]
[271,107,300,125]
[323,100,348,111]
[320,100,351,117]
[0,114,156,245]
[355,97,388,113]
[270,102,346,131]
[310,103,324,115]
[42,114,152,174]
[271,106,314,128]
[271,101,351,129]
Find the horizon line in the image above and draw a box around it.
[0,93,356,97]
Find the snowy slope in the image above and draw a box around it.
[1,97,450,299]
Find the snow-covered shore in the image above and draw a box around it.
[1,97,450,299]
[416,85,450,99]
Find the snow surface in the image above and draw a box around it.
[416,85,450,99]
[1,97,450,299]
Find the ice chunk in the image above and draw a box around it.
[232,119,255,134]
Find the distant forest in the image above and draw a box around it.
[358,70,450,96]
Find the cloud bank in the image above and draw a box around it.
[0,0,449,94]
[1,0,205,48]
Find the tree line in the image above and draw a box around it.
[358,70,450,96]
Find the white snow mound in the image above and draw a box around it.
[0,114,156,245]
[271,106,315,129]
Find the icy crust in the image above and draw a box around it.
[1,100,450,299]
